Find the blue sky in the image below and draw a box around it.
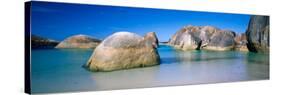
[31,1,251,42]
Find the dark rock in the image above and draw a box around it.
[246,15,270,53]
[31,34,59,49]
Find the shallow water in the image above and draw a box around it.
[31,45,269,93]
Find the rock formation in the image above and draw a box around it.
[31,34,59,49]
[144,32,159,48]
[85,32,160,71]
[168,25,236,51]
[246,15,270,53]
[234,33,248,51]
[203,30,236,51]
[55,34,101,49]
[168,25,201,50]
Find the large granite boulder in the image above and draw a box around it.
[168,25,236,51]
[234,33,248,51]
[85,32,160,71]
[55,34,101,49]
[246,15,270,53]
[31,34,59,49]
[168,25,202,50]
[203,30,236,51]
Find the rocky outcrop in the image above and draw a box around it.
[144,32,159,48]
[85,32,160,71]
[55,34,101,49]
[246,15,270,53]
[203,30,236,51]
[31,34,59,49]
[234,33,248,51]
[168,25,236,51]
[168,25,201,50]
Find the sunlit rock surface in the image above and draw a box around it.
[168,25,235,51]
[85,32,160,71]
[55,34,101,49]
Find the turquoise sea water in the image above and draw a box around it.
[31,45,269,93]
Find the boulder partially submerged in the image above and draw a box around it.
[55,34,101,49]
[203,30,236,51]
[246,15,270,53]
[168,25,201,50]
[168,25,236,51]
[85,32,160,71]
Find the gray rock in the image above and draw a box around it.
[246,15,270,53]
[85,32,160,71]
[168,25,236,51]
[203,30,236,51]
[55,34,101,49]
[234,33,248,51]
[168,25,202,50]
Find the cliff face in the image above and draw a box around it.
[31,35,59,49]
[246,15,270,53]
[55,34,101,49]
[168,25,235,51]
